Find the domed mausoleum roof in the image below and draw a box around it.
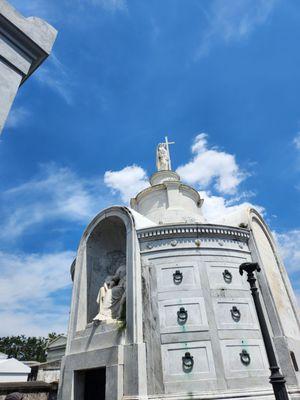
[130,137,206,225]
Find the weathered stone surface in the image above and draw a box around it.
[0,395,50,400]
[59,149,300,399]
[0,381,57,400]
[0,0,57,134]
[130,170,206,224]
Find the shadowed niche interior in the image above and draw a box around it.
[86,216,126,323]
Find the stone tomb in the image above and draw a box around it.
[59,207,147,400]
[59,141,300,400]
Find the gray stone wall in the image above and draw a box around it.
[142,259,164,395]
[0,0,57,133]
[0,382,57,400]
[60,207,300,399]
[0,61,22,133]
[140,232,270,395]
[0,394,49,400]
[137,223,300,398]
[59,207,147,400]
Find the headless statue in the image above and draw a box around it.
[93,261,126,322]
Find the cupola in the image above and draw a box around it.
[130,137,206,224]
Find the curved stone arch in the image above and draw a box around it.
[80,206,135,244]
[247,208,280,260]
[67,206,143,350]
[247,207,300,338]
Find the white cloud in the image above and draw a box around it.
[197,0,276,57]
[274,229,300,302]
[0,310,69,337]
[275,230,300,274]
[103,157,259,223]
[177,133,246,194]
[104,165,149,203]
[5,106,31,129]
[294,133,300,150]
[0,161,151,241]
[0,139,249,239]
[200,190,264,222]
[201,191,244,221]
[0,163,104,239]
[35,53,74,105]
[0,250,74,336]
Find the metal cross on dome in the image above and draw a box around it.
[164,136,175,170]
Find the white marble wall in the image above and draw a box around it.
[59,204,300,400]
[140,223,300,399]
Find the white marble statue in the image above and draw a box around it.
[156,137,174,171]
[93,259,126,322]
[156,143,170,171]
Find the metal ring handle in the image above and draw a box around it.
[240,349,251,365]
[182,352,194,369]
[231,306,241,322]
[173,270,183,284]
[223,269,232,283]
[177,307,188,322]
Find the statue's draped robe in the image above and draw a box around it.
[156,144,169,171]
[94,264,126,321]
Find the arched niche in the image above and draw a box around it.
[69,206,143,344]
[247,208,300,338]
[85,216,126,324]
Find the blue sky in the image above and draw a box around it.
[0,0,299,336]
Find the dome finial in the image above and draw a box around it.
[156,136,175,171]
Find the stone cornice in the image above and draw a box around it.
[130,181,202,207]
[0,4,57,83]
[137,223,250,242]
[150,170,180,185]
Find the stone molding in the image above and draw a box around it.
[0,1,57,83]
[0,380,58,395]
[0,0,57,134]
[131,182,202,206]
[137,224,250,242]
[150,170,180,186]
[121,386,300,399]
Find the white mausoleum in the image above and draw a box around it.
[59,140,300,400]
[0,353,30,383]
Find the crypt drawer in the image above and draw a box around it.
[213,298,259,330]
[161,340,216,383]
[207,263,248,290]
[158,297,209,334]
[220,339,269,379]
[156,263,200,293]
